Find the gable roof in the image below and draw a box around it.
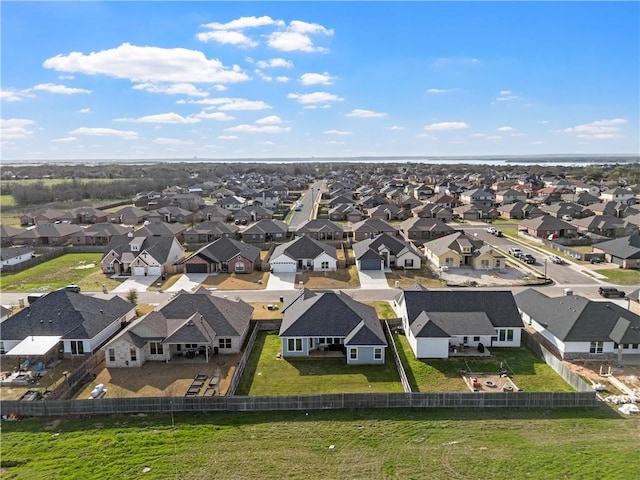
[593,234,640,259]
[187,237,260,263]
[352,233,417,260]
[102,235,182,265]
[272,235,337,261]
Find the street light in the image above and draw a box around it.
[544,258,548,283]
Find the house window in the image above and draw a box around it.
[404,259,414,268]
[473,336,480,342]
[150,342,164,355]
[108,348,115,362]
[0,341,5,355]
[219,338,232,349]
[130,347,137,362]
[349,348,358,360]
[319,337,326,344]
[321,261,329,269]
[589,342,604,354]
[288,338,303,352]
[70,341,85,355]
[632,344,639,350]
[374,348,382,360]
[507,329,514,342]
[235,262,245,272]
[445,257,454,266]
[496,259,501,267]
[184,343,198,349]
[481,259,489,268]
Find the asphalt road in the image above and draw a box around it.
[458,224,599,286]
[287,180,324,229]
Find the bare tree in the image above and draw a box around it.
[126,288,138,305]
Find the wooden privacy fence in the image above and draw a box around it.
[0,391,598,417]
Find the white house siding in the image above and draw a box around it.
[270,254,297,273]
[281,337,310,357]
[396,251,422,269]
[491,328,522,347]
[105,338,145,367]
[90,318,124,352]
[1,252,34,269]
[413,336,449,358]
[63,339,89,355]
[312,252,337,271]
[347,346,385,365]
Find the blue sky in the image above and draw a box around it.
[2,1,639,161]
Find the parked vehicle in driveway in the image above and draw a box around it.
[549,254,564,264]
[508,247,523,256]
[598,287,626,298]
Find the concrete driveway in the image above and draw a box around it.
[357,270,391,289]
[112,275,158,293]
[266,272,297,290]
[165,274,208,293]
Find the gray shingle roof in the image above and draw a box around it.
[593,234,640,260]
[352,233,415,260]
[188,237,260,264]
[272,235,336,261]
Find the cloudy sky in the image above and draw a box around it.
[2,1,638,161]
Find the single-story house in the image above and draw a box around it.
[423,232,505,270]
[296,219,344,241]
[279,289,387,365]
[592,234,640,269]
[399,217,456,245]
[183,237,261,274]
[103,289,253,367]
[101,235,185,276]
[352,233,422,270]
[1,290,135,358]
[184,221,239,244]
[11,223,82,247]
[515,289,640,362]
[0,225,26,247]
[519,215,576,239]
[394,285,522,358]
[270,235,337,273]
[241,219,290,243]
[351,218,398,242]
[0,246,35,270]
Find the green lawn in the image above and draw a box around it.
[1,407,638,479]
[0,253,120,292]
[363,301,396,319]
[0,194,17,207]
[236,332,403,395]
[394,335,574,392]
[597,268,640,286]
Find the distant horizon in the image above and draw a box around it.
[2,2,638,160]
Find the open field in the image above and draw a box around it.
[235,332,403,395]
[1,406,638,479]
[201,271,269,290]
[0,194,17,208]
[385,265,442,288]
[0,254,120,292]
[296,265,360,289]
[394,335,574,393]
[596,268,640,286]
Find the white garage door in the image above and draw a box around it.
[147,266,162,276]
[270,262,296,273]
[133,266,146,276]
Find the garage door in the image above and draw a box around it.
[186,263,208,273]
[132,266,146,276]
[271,262,296,273]
[147,266,162,276]
[359,259,382,270]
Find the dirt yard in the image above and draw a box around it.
[565,361,640,395]
[74,353,242,399]
[463,373,519,392]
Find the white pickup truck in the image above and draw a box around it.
[508,247,523,257]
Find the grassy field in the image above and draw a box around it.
[0,254,121,292]
[597,268,640,286]
[394,335,574,393]
[1,407,638,479]
[296,265,360,289]
[385,266,442,288]
[236,332,403,395]
[0,194,17,207]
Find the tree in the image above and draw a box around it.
[126,288,138,305]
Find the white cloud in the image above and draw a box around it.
[496,90,519,101]
[0,89,34,102]
[426,88,453,94]
[217,135,238,140]
[499,90,512,95]
[52,136,77,142]
[194,111,235,121]
[213,85,227,92]
[255,115,282,125]
[1,118,35,139]
[153,137,194,145]
[388,125,404,131]
[300,72,335,85]
[114,112,200,124]
[578,133,622,140]
[564,118,626,134]
[201,16,284,31]
[224,124,291,134]
[186,97,272,110]
[497,126,514,132]
[510,133,526,137]
[275,76,290,83]
[288,91,343,104]
[78,108,91,113]
[133,83,209,97]
[471,133,486,138]
[257,58,293,69]
[424,121,469,131]
[323,129,352,135]
[267,20,333,53]
[43,43,249,84]
[33,83,91,95]
[69,127,138,138]
[345,109,386,118]
[196,30,257,48]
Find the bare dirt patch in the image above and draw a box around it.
[566,361,640,394]
[74,353,242,399]
[202,272,268,290]
[463,373,519,392]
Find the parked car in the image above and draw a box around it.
[598,287,625,298]
[561,214,573,221]
[486,226,497,234]
[494,230,503,237]
[521,254,536,264]
[508,247,523,256]
[549,254,564,264]
[63,284,81,293]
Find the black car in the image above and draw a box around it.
[521,254,536,264]
[598,287,625,298]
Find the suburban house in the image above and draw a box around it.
[423,232,505,270]
[0,246,35,270]
[74,207,109,224]
[184,221,239,244]
[183,237,261,274]
[399,217,456,244]
[101,235,185,276]
[0,225,26,247]
[498,201,527,219]
[411,203,453,222]
[329,204,364,222]
[11,223,82,247]
[352,233,422,271]
[592,234,640,269]
[629,288,640,316]
[460,188,495,207]
[269,235,337,273]
[133,221,187,242]
[0,290,135,358]
[296,219,344,241]
[217,195,246,211]
[279,289,387,365]
[495,189,527,205]
[540,202,592,219]
[600,187,635,205]
[351,218,398,242]
[72,223,132,246]
[572,215,638,238]
[194,205,232,223]
[20,208,69,226]
[515,289,640,362]
[156,206,195,224]
[233,205,274,223]
[108,206,148,225]
[394,285,522,359]
[519,215,576,239]
[241,219,290,243]
[103,289,253,367]
[367,203,406,221]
